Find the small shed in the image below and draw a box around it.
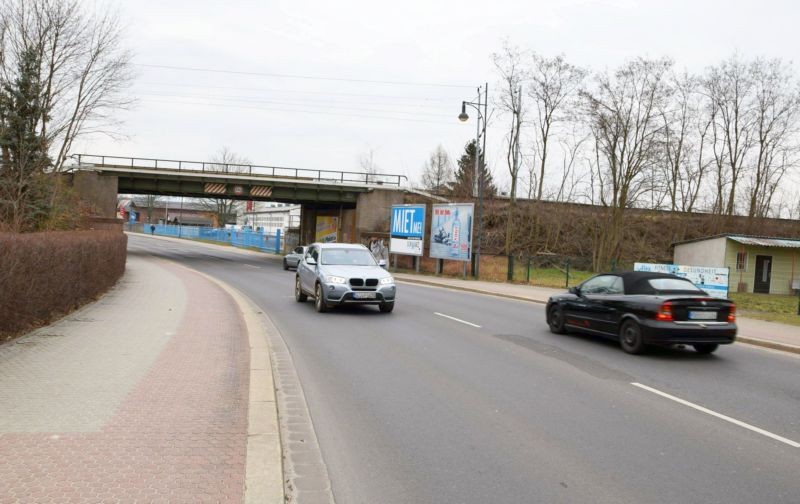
[672,234,800,295]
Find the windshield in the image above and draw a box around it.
[320,248,377,266]
[647,278,704,293]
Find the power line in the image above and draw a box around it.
[139,98,459,125]
[136,63,475,89]
[138,81,455,102]
[134,91,454,117]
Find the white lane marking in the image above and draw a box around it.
[631,382,800,448]
[243,264,261,269]
[434,312,481,328]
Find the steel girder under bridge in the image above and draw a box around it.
[70,154,407,205]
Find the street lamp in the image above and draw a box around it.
[458,83,488,278]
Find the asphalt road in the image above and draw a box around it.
[128,235,800,504]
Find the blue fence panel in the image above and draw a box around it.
[137,225,282,253]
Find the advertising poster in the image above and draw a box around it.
[389,204,425,256]
[315,216,338,243]
[633,263,730,299]
[430,203,473,261]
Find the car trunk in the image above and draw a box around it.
[663,297,733,322]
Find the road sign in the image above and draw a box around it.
[390,204,425,256]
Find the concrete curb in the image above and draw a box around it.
[736,336,800,355]
[165,261,284,504]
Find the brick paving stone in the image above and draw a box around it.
[0,256,250,503]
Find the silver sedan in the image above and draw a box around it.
[283,246,307,270]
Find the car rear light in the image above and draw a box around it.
[728,304,736,322]
[656,302,674,321]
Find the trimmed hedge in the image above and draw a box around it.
[0,230,127,338]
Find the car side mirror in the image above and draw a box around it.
[306,257,317,265]
[569,286,580,296]
[378,259,387,268]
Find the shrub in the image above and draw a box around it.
[0,230,127,338]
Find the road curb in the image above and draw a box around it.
[736,336,800,355]
[164,261,284,504]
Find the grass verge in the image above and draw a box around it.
[728,292,800,327]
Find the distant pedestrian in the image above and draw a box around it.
[150,224,156,235]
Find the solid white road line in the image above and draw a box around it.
[631,382,800,448]
[434,312,481,328]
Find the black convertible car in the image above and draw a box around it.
[546,271,737,354]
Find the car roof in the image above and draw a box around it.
[591,271,699,295]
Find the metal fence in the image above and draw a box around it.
[73,154,408,187]
[126,223,282,254]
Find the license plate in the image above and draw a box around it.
[689,311,717,320]
[353,292,376,299]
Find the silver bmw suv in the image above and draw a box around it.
[295,243,396,313]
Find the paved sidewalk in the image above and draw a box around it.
[395,273,800,354]
[0,253,280,503]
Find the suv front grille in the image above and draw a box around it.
[350,278,378,291]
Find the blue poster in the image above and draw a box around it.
[430,203,473,261]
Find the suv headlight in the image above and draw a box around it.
[379,276,394,285]
[326,276,346,284]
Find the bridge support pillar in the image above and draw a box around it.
[68,171,119,218]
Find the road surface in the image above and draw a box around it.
[128,234,800,504]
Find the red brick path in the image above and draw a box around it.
[0,265,250,503]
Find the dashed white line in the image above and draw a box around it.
[434,312,481,328]
[631,382,800,448]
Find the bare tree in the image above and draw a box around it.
[582,57,673,269]
[134,194,162,223]
[745,58,800,219]
[492,42,527,256]
[420,144,453,194]
[358,147,380,181]
[200,147,247,226]
[0,0,132,231]
[528,52,587,201]
[1,0,133,171]
[703,55,755,216]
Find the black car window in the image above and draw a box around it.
[608,276,624,295]
[294,246,304,254]
[581,275,619,295]
[647,278,704,293]
[307,247,319,262]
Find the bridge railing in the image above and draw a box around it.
[72,154,408,187]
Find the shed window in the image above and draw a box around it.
[735,252,747,271]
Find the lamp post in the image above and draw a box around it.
[458,83,488,278]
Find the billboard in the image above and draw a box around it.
[430,203,473,261]
[633,263,730,299]
[389,204,425,256]
[315,216,338,242]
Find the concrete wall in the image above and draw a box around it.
[674,236,727,267]
[724,240,800,294]
[355,189,404,240]
[71,171,118,218]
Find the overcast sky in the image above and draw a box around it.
[77,0,800,193]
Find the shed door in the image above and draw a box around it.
[754,255,772,294]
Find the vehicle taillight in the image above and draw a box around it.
[728,304,736,322]
[656,302,673,321]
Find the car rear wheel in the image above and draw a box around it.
[548,305,566,334]
[693,343,719,354]
[283,259,289,270]
[619,320,646,354]
[379,302,394,313]
[314,283,328,313]
[295,277,307,302]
